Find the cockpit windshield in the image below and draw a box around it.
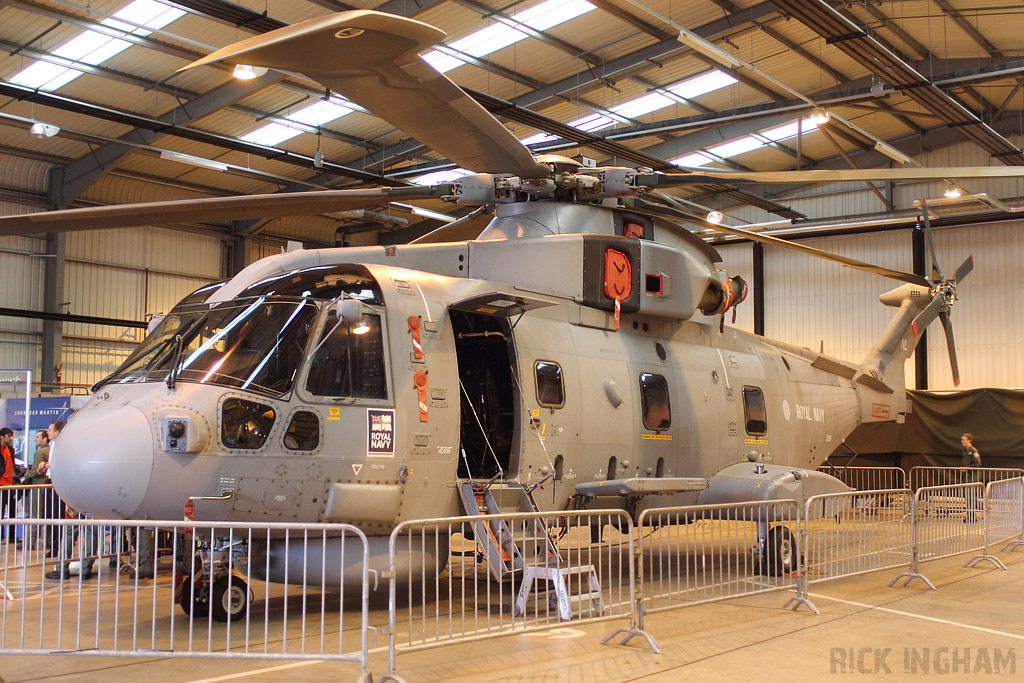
[98,265,385,397]
[104,298,318,397]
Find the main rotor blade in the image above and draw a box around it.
[954,254,974,283]
[181,11,548,180]
[656,166,1024,185]
[0,186,449,235]
[410,204,493,244]
[939,311,960,387]
[701,219,930,287]
[920,200,943,281]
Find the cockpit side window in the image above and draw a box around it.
[743,386,767,436]
[305,312,387,399]
[639,373,671,430]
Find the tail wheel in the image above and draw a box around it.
[762,526,798,577]
[211,576,249,622]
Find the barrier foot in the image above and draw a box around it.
[1001,540,1024,552]
[356,672,373,683]
[602,626,661,654]
[888,571,936,590]
[784,594,819,615]
[375,675,406,683]
[965,554,1007,570]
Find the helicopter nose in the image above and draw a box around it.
[50,403,154,519]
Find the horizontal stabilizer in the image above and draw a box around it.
[811,355,857,380]
[855,372,894,394]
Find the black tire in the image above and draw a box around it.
[762,526,798,577]
[180,576,210,618]
[211,576,248,622]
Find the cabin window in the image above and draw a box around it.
[305,312,387,399]
[534,361,565,408]
[639,373,671,430]
[222,398,276,449]
[743,386,767,436]
[554,455,564,482]
[284,411,320,451]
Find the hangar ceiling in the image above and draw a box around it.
[1,0,1023,247]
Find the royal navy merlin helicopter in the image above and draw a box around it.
[0,10,993,620]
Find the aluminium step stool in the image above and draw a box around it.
[514,563,604,621]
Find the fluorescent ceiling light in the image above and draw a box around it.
[160,150,228,172]
[10,0,185,91]
[390,202,455,223]
[423,0,595,74]
[676,28,742,68]
[874,140,916,165]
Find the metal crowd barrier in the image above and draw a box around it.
[801,489,912,586]
[890,482,985,589]
[1,518,372,681]
[966,477,1024,570]
[633,499,806,624]
[0,485,63,569]
[816,465,907,492]
[909,466,1024,492]
[379,509,637,683]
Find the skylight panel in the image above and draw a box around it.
[611,92,673,119]
[411,169,471,185]
[241,100,353,147]
[708,136,765,159]
[9,0,185,91]
[671,152,712,167]
[521,132,559,146]
[424,0,595,74]
[569,112,614,133]
[669,71,738,99]
[761,119,818,142]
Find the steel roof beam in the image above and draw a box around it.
[771,0,1024,165]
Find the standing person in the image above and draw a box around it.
[45,420,97,580]
[1,427,17,543]
[25,429,51,551]
[961,432,982,522]
[39,421,65,557]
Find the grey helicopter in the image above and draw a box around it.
[0,10,988,620]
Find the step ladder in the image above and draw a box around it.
[458,481,558,582]
[514,563,604,621]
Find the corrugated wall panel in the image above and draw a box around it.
[61,340,135,388]
[762,229,917,388]
[927,220,1024,390]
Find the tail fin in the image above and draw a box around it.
[856,283,932,395]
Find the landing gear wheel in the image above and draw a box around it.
[180,576,210,618]
[211,576,249,622]
[761,526,798,577]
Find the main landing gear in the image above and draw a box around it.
[177,536,250,622]
[755,523,798,577]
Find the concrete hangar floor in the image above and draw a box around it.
[3,550,1023,683]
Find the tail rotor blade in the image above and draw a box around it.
[910,294,943,339]
[940,311,960,387]
[953,255,974,283]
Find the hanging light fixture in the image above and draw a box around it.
[807,107,830,125]
[352,319,371,335]
[944,184,963,199]
[706,210,724,224]
[29,122,60,138]
[232,64,268,80]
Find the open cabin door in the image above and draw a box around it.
[449,293,554,480]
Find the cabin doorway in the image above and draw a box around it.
[451,310,515,479]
